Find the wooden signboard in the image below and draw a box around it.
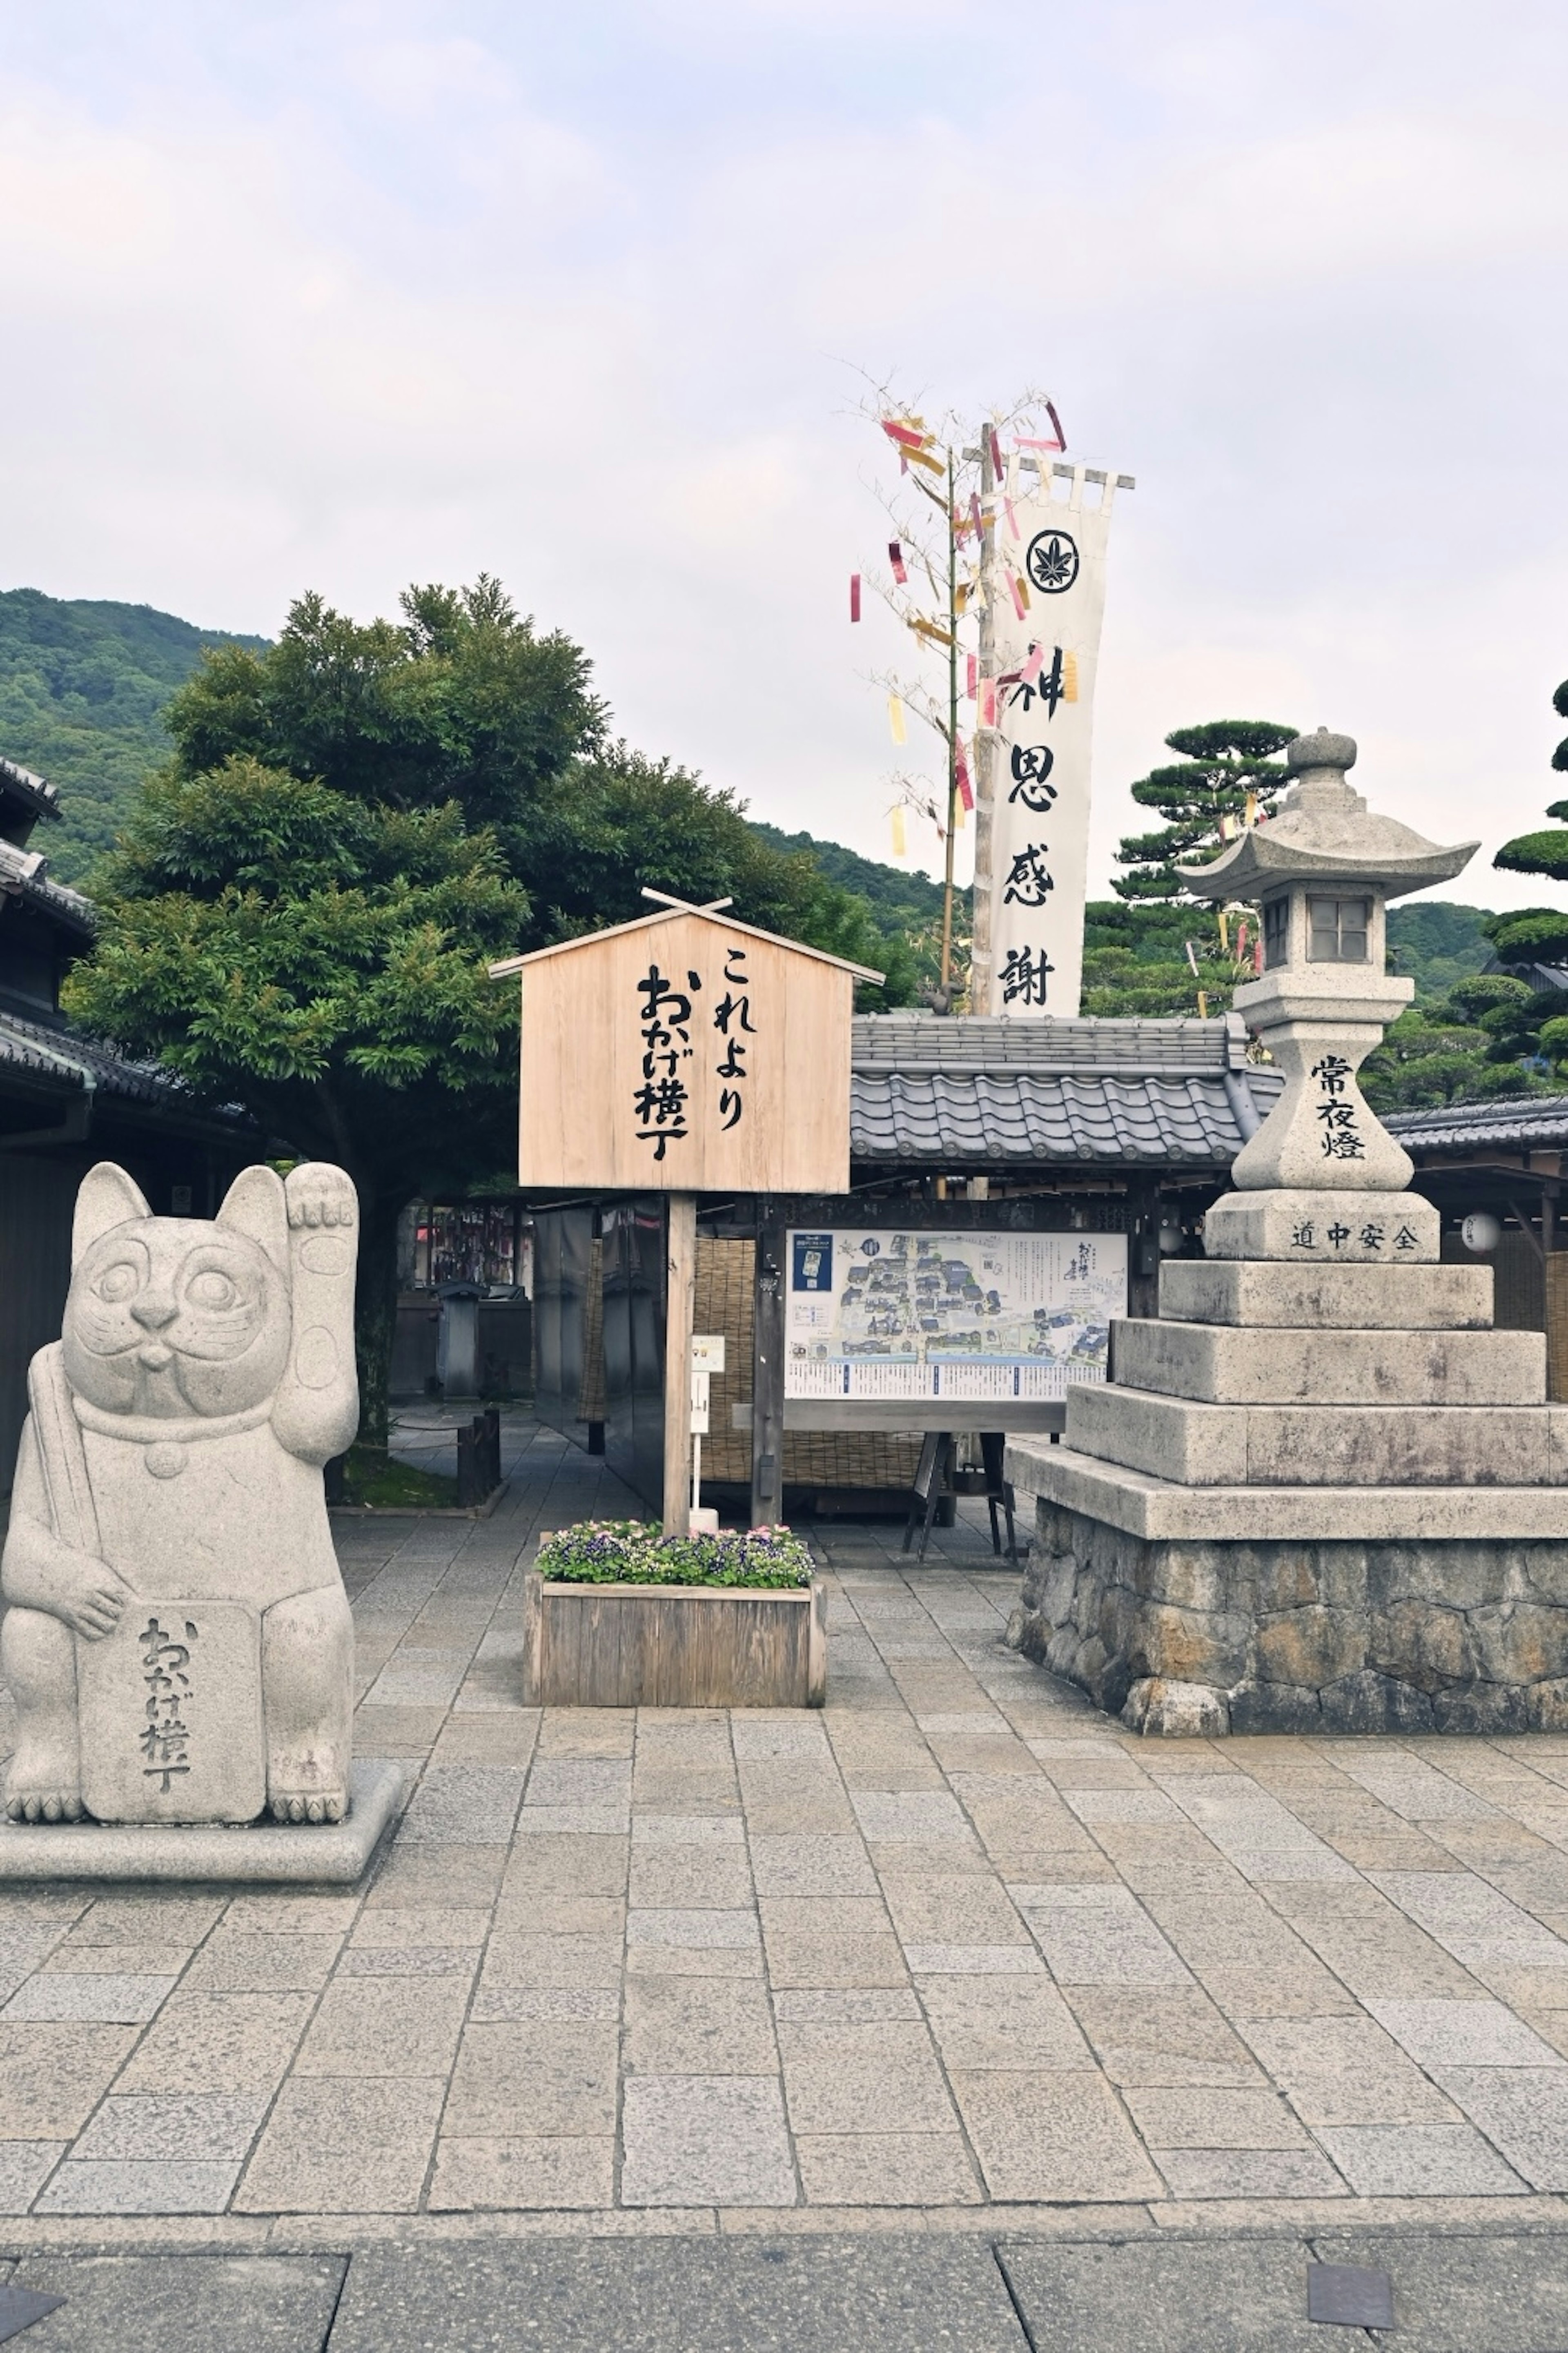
[493,903,878,1196]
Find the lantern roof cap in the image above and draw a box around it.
[1176,727,1476,904]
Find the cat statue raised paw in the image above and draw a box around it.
[1,1160,359,1828]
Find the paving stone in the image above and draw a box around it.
[1368,1996,1566,2069]
[0,2254,346,2352]
[1066,1986,1264,2088]
[469,1983,620,2022]
[627,1907,760,1952]
[428,2135,616,2210]
[527,1758,633,1808]
[1156,1777,1359,1882]
[0,2025,138,2135]
[1314,2121,1527,2194]
[631,1848,754,1907]
[1242,2012,1461,2124]
[920,1974,1093,2069]
[1371,1869,1568,1965]
[1132,2081,1314,2153]
[293,1973,471,2077]
[234,2074,447,2211]
[182,1932,343,1992]
[222,1894,361,1935]
[397,1765,527,1844]
[777,2020,956,2135]
[760,1898,909,1988]
[0,2141,64,2215]
[115,1991,313,2095]
[338,1945,476,1977]
[624,1976,778,2074]
[998,2236,1327,2351]
[621,2075,796,2206]
[33,2159,241,2215]
[850,1790,969,1841]
[499,1835,628,1897]
[1153,2146,1348,2197]
[1,1972,175,2023]
[443,2022,619,2137]
[70,2092,270,2162]
[949,2068,1165,2201]
[749,1835,878,1897]
[795,2130,982,2206]
[1064,1787,1183,1824]
[479,1932,621,1988]
[37,1941,195,1977]
[1334,1752,1500,1820]
[773,1987,923,2023]
[62,1895,226,1944]
[1434,2067,1568,2188]
[1010,1883,1191,1985]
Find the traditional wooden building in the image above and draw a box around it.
[0,756,255,1485]
[531,1009,1282,1519]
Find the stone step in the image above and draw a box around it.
[1067,1381,1568,1487]
[1202,1188,1441,1263]
[1111,1317,1545,1406]
[1159,1259,1492,1331]
[1006,1435,1568,1543]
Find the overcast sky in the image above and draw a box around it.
[2,0,1566,909]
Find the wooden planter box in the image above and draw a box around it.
[521,1575,827,1708]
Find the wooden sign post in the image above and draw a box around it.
[492,895,880,1534]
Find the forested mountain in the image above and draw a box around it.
[0,588,269,879]
[0,586,1504,1024]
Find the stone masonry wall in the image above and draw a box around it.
[1008,1496,1568,1737]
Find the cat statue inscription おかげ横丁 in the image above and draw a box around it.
[1,1160,359,1829]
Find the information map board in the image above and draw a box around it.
[784,1228,1127,1402]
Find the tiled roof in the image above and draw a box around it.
[852,1012,1254,1073]
[0,836,95,936]
[0,1010,221,1112]
[0,755,62,827]
[1385,1095,1568,1153]
[849,1014,1282,1167]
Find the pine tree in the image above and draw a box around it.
[1112,719,1297,902]
[1488,679,1568,969]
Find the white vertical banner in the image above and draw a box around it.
[983,463,1125,1017]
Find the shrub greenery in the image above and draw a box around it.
[536,1520,813,1589]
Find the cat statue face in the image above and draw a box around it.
[62,1165,292,1422]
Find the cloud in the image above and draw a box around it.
[0,0,1565,926]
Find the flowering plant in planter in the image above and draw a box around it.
[535,1520,813,1591]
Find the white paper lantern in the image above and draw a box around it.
[1461,1212,1501,1254]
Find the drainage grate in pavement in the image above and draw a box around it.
[1307,2264,1394,2329]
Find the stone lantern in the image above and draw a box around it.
[1006,727,1568,1740]
[1186,726,1477,1253]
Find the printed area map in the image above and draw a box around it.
[784,1228,1128,1401]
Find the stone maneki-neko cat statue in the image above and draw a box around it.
[2,1160,358,1830]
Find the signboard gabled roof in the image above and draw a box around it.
[489,891,884,985]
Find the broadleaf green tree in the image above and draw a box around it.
[64,755,530,1446]
[66,581,920,1450]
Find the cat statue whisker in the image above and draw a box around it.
[2,1159,360,1828]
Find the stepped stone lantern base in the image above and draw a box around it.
[1007,729,1568,1735]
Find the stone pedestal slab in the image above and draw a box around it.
[0,1757,403,1884]
[1112,1318,1545,1407]
[1158,1259,1492,1329]
[1201,1190,1440,1263]
[1007,1439,1568,1543]
[1065,1385,1568,1490]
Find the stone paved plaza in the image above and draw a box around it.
[10,1417,1568,2340]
